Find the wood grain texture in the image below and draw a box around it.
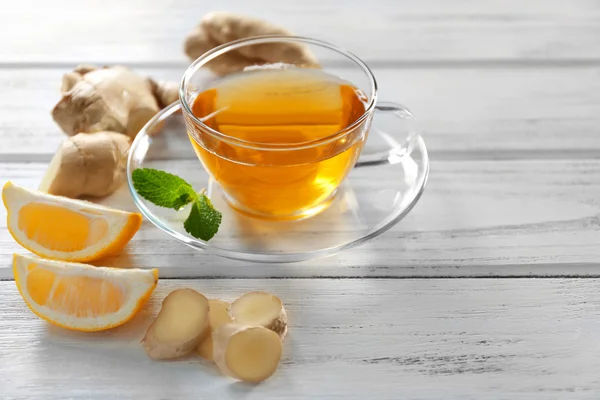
[2,160,599,279]
[1,278,600,399]
[2,0,600,64]
[2,0,600,398]
[1,66,600,161]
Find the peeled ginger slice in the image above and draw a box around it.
[197,299,233,360]
[142,288,209,360]
[213,323,282,383]
[229,291,288,339]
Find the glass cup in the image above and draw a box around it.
[181,36,419,220]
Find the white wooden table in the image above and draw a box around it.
[2,1,600,398]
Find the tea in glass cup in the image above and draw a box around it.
[187,67,369,219]
[182,37,419,221]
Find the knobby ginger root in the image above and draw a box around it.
[142,288,210,360]
[147,77,179,108]
[213,323,282,383]
[197,299,233,361]
[184,11,319,76]
[229,291,288,340]
[52,65,178,138]
[39,131,131,198]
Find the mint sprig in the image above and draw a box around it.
[132,168,222,241]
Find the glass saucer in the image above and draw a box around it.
[127,102,429,263]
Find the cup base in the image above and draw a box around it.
[209,178,338,221]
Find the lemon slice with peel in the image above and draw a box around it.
[3,182,142,262]
[13,254,158,331]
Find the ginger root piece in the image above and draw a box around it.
[184,11,319,76]
[213,323,282,383]
[52,65,178,138]
[39,131,131,198]
[147,77,179,108]
[229,292,288,340]
[197,299,233,361]
[142,288,210,360]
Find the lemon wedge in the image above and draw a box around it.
[3,182,141,262]
[13,253,158,331]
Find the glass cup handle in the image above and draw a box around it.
[355,101,420,168]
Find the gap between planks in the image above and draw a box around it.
[5,59,600,70]
[3,272,600,282]
[2,149,600,164]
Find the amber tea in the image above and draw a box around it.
[187,68,369,219]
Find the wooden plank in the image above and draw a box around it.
[2,0,600,64]
[1,160,599,279]
[1,66,600,161]
[1,278,600,399]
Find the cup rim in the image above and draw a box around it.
[180,35,378,151]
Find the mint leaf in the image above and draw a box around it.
[132,168,197,210]
[183,193,222,241]
[132,168,222,241]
